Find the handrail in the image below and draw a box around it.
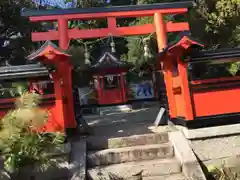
[190,76,240,85]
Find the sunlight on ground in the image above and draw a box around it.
[83,103,177,138]
[148,125,174,133]
[88,118,127,126]
[85,105,160,127]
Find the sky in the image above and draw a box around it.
[32,0,74,8]
[32,0,111,8]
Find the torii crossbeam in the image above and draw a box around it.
[21,1,194,50]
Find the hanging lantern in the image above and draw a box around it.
[144,45,148,57]
[0,84,4,96]
[148,48,154,58]
[110,37,116,53]
[143,38,149,58]
[138,71,144,77]
[84,44,91,65]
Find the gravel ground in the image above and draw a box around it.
[190,135,240,162]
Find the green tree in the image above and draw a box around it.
[191,0,240,49]
[190,0,240,75]
[0,0,41,66]
[124,0,177,67]
[124,0,240,68]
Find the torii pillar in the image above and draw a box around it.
[27,41,76,134]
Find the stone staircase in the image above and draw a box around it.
[86,132,187,180]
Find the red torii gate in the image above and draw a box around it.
[22,1,193,50]
[22,1,194,132]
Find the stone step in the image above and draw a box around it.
[144,173,186,180]
[87,132,169,150]
[88,143,173,167]
[87,158,181,180]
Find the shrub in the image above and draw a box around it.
[0,92,65,176]
[208,165,239,180]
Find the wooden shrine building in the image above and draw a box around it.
[158,32,240,128]
[90,51,132,105]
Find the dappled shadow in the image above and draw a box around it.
[83,120,154,150]
[107,173,124,180]
[87,171,143,180]
[87,172,127,180]
[85,104,160,127]
[75,102,162,150]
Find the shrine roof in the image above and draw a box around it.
[188,48,240,63]
[22,1,194,17]
[0,64,48,80]
[159,32,240,63]
[91,52,132,70]
[158,32,204,58]
[168,31,203,49]
[27,40,70,60]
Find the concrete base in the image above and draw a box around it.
[169,131,206,180]
[178,123,240,140]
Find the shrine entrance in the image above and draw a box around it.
[21,1,194,132]
[98,74,124,105]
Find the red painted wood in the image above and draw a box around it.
[95,74,128,105]
[58,18,69,50]
[154,13,167,50]
[107,17,117,32]
[31,22,189,41]
[51,72,65,131]
[120,74,126,103]
[52,58,76,129]
[176,55,194,120]
[58,60,76,129]
[100,89,123,105]
[27,43,76,131]
[168,36,204,51]
[24,5,195,126]
[29,8,188,22]
[193,87,240,117]
[154,12,178,118]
